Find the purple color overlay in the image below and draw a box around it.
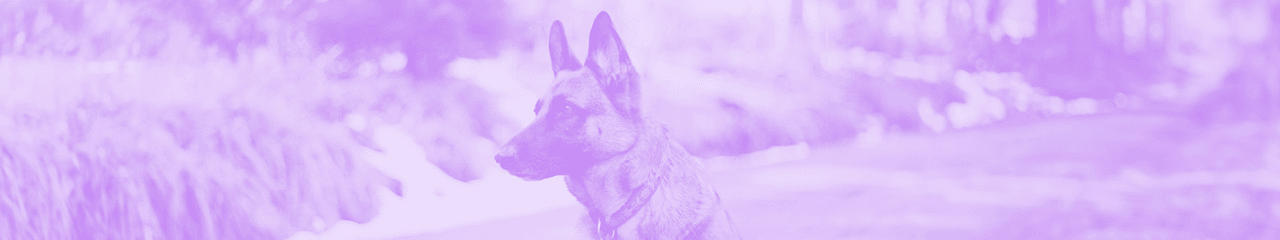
[0,0,1277,239]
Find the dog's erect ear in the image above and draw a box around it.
[549,20,581,75]
[585,11,641,119]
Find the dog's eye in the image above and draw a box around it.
[560,104,575,115]
[551,95,577,118]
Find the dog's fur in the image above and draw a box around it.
[494,11,742,240]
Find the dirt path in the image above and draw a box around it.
[398,113,1280,239]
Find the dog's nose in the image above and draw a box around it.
[494,144,517,165]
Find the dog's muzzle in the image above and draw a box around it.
[494,145,552,180]
[494,144,521,172]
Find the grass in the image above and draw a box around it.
[0,45,408,239]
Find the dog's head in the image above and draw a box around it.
[495,11,643,181]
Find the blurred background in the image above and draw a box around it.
[1,0,1277,239]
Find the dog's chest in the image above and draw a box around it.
[567,156,727,239]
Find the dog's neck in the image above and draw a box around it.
[564,119,675,237]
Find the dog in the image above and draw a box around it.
[494,11,742,240]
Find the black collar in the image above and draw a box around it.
[592,123,669,240]
[594,174,660,240]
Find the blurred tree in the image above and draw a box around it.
[309,0,510,79]
[958,0,1171,100]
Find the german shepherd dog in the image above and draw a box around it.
[494,11,742,240]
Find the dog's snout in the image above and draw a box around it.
[494,144,517,164]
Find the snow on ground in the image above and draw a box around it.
[285,126,578,240]
[395,113,1280,240]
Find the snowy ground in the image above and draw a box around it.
[283,125,582,240]
[312,113,1280,240]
